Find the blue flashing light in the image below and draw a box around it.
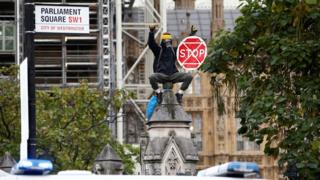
[196,161,261,177]
[227,161,260,173]
[11,159,53,175]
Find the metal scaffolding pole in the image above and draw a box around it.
[16,0,20,65]
[116,0,123,143]
[115,0,167,143]
[160,0,167,32]
[122,0,164,85]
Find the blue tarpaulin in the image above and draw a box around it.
[146,95,157,120]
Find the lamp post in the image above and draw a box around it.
[24,0,36,159]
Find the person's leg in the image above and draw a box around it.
[170,72,193,90]
[149,73,168,90]
[149,73,168,104]
[170,72,193,104]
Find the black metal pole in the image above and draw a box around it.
[24,0,36,159]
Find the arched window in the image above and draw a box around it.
[194,73,201,94]
[236,118,260,151]
[194,113,202,151]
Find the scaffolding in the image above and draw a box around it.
[0,0,166,144]
[115,0,166,143]
[0,1,16,66]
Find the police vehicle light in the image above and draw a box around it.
[19,160,33,167]
[11,159,53,175]
[38,162,53,169]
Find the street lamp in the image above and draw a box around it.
[24,0,36,159]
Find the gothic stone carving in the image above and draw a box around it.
[165,148,182,175]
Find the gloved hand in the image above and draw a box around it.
[190,25,198,35]
[149,24,156,32]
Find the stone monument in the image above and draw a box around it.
[0,152,16,173]
[93,144,123,175]
[141,87,198,175]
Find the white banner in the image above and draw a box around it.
[35,5,89,34]
[20,58,28,160]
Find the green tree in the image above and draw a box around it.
[0,66,138,174]
[201,0,320,177]
[0,66,20,159]
[36,83,111,171]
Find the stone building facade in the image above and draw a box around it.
[0,0,280,178]
[124,0,280,178]
[164,0,280,179]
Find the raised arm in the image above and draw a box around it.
[148,25,161,56]
[189,25,198,36]
[174,25,198,51]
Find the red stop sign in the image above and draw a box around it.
[177,36,207,70]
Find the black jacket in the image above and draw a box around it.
[148,32,178,76]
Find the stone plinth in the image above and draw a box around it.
[0,152,16,173]
[142,90,198,175]
[93,144,123,175]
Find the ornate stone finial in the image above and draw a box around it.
[0,152,17,173]
[168,130,176,137]
[93,144,123,175]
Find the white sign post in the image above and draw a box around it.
[35,5,89,34]
[20,58,29,160]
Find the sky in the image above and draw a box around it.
[134,0,241,9]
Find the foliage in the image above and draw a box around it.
[0,66,137,174]
[0,66,20,159]
[36,83,111,171]
[201,0,320,177]
[110,140,140,174]
[109,88,137,112]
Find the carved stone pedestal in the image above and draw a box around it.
[141,90,198,175]
[93,144,123,175]
[0,152,16,173]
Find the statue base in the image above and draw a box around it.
[141,90,198,175]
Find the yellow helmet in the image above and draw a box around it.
[161,32,172,41]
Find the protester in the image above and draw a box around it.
[148,25,197,104]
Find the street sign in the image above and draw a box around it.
[177,36,207,70]
[35,5,89,34]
